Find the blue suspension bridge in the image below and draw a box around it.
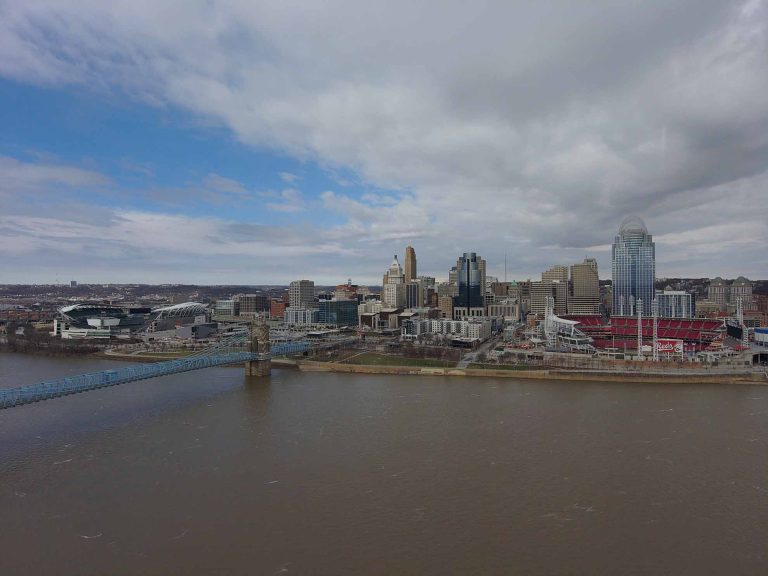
[0,328,326,410]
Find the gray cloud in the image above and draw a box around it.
[1,0,767,282]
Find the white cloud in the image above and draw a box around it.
[267,188,305,212]
[202,173,248,196]
[0,155,109,194]
[0,0,767,281]
[278,171,301,183]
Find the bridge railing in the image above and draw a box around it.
[0,351,258,409]
[1,335,317,410]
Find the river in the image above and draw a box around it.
[1,352,766,575]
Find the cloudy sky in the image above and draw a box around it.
[1,0,766,284]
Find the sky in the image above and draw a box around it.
[0,0,766,285]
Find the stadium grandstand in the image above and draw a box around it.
[543,299,594,353]
[53,303,148,339]
[556,314,725,353]
[560,315,612,339]
[591,317,724,352]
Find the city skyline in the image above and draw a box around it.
[1,2,767,284]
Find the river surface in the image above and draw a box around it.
[1,352,767,575]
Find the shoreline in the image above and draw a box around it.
[10,348,762,385]
[298,360,768,385]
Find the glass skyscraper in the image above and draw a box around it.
[611,216,655,317]
[453,252,486,317]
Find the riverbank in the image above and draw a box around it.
[96,349,298,367]
[77,349,768,384]
[299,359,767,385]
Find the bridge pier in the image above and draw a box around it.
[246,321,271,377]
[244,359,271,377]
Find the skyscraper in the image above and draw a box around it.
[404,246,417,282]
[730,276,755,310]
[289,280,315,308]
[382,255,404,285]
[542,265,568,283]
[453,252,486,318]
[707,277,729,309]
[611,216,655,317]
[542,264,569,315]
[569,258,600,315]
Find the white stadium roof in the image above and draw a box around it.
[151,302,209,318]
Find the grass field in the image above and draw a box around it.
[343,352,454,368]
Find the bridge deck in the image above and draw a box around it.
[0,340,311,410]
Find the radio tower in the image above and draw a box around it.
[652,298,659,362]
[637,299,643,358]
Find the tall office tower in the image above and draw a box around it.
[289,280,315,308]
[404,281,422,308]
[418,275,435,304]
[383,282,406,307]
[569,258,600,314]
[542,265,568,283]
[438,295,454,319]
[707,277,729,309]
[611,216,655,317]
[418,276,436,290]
[551,281,568,315]
[530,281,568,316]
[437,282,455,297]
[448,266,458,287]
[536,265,569,315]
[517,280,531,315]
[382,255,405,286]
[404,246,417,282]
[729,276,755,310]
[529,281,554,316]
[453,252,486,318]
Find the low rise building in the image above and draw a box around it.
[401,317,494,342]
[284,308,319,325]
[214,299,239,316]
[270,299,287,319]
[488,298,520,321]
[318,299,358,327]
[655,289,694,318]
[236,293,269,315]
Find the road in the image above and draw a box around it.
[456,333,502,368]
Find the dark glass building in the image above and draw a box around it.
[453,252,486,314]
[318,300,358,327]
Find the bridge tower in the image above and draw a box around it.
[245,321,271,377]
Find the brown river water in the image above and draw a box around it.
[1,352,766,575]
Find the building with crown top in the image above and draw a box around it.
[612,216,655,317]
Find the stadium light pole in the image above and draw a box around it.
[637,299,643,359]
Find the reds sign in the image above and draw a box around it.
[655,339,683,354]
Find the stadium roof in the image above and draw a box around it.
[151,302,208,318]
[60,303,122,313]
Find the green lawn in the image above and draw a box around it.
[467,363,532,371]
[343,352,453,368]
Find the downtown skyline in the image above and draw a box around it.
[1,1,767,284]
